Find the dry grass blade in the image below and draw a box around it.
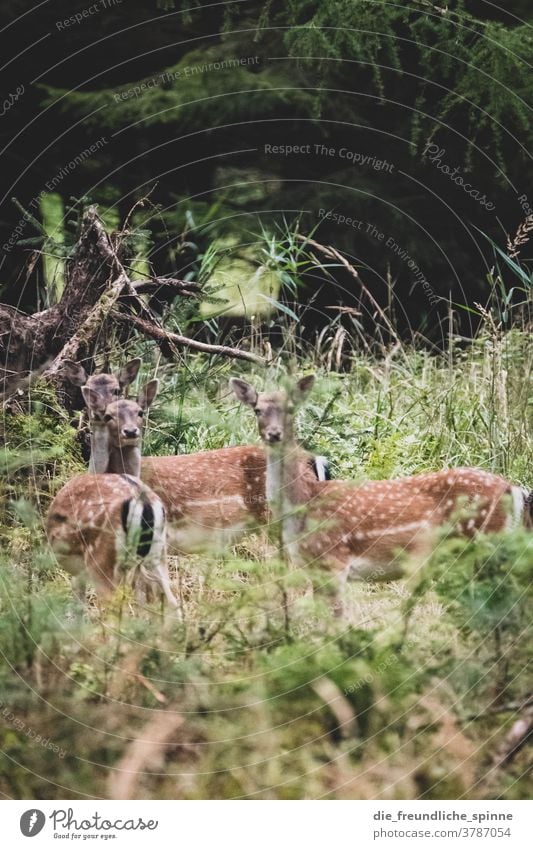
[491,705,533,768]
[132,673,168,704]
[311,676,358,738]
[296,233,402,346]
[109,711,185,800]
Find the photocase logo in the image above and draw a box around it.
[20,809,46,837]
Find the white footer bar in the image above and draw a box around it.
[4,799,532,848]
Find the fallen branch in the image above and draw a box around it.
[112,310,265,364]
[129,277,201,298]
[43,223,205,379]
[4,203,262,401]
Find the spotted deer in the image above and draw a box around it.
[78,374,328,556]
[230,375,532,616]
[62,358,141,473]
[47,474,178,609]
[47,377,177,610]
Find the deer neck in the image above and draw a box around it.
[106,443,142,478]
[88,421,110,474]
[265,436,321,560]
[265,449,284,511]
[265,437,315,513]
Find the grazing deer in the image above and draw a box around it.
[230,375,531,616]
[47,473,178,610]
[62,358,141,473]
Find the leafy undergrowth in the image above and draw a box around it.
[0,330,531,799]
[0,530,531,801]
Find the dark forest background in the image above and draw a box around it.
[0,0,531,343]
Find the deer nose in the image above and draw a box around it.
[266,429,282,443]
[122,427,140,440]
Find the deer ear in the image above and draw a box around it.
[81,385,101,412]
[118,358,142,388]
[229,377,258,407]
[138,379,159,410]
[294,374,315,403]
[62,360,88,386]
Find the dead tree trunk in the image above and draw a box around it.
[1,206,123,398]
[0,205,263,406]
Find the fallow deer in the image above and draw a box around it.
[81,380,271,549]
[47,473,177,609]
[230,375,531,615]
[140,446,329,554]
[47,377,178,610]
[79,374,328,556]
[62,358,141,473]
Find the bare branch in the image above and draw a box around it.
[112,310,265,364]
[43,213,161,379]
[129,277,201,298]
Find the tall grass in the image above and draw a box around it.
[143,325,532,485]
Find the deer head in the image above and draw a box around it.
[62,358,142,421]
[62,358,142,473]
[102,379,159,453]
[93,379,159,477]
[229,375,315,446]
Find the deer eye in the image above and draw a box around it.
[254,408,261,416]
[113,388,120,396]
[104,413,113,423]
[138,410,144,417]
